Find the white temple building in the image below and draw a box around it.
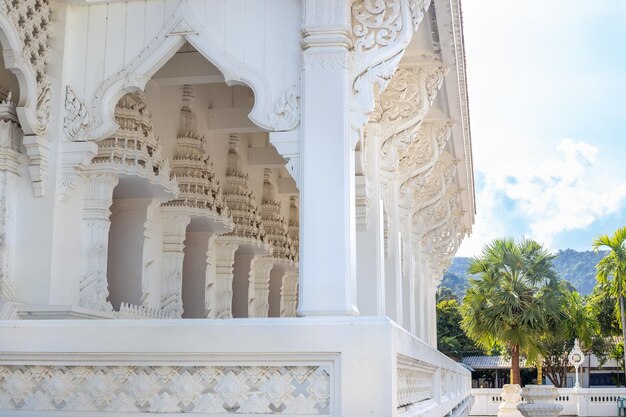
[0,0,475,416]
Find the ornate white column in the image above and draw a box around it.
[414,238,426,341]
[298,1,357,316]
[80,174,119,312]
[426,277,435,345]
[381,171,403,324]
[248,257,274,318]
[210,242,238,318]
[160,85,233,318]
[211,135,269,318]
[404,220,416,335]
[0,108,21,315]
[141,200,163,309]
[160,213,191,317]
[281,268,299,317]
[281,198,300,318]
[356,126,386,316]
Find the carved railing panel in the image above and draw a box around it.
[0,364,332,415]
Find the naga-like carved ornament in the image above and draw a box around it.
[269,85,300,131]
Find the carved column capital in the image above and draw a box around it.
[58,141,98,203]
[83,174,119,220]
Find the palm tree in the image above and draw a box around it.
[460,238,563,385]
[593,226,626,381]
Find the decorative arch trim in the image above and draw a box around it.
[89,0,277,141]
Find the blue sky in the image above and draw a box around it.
[457,1,626,256]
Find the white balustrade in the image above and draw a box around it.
[471,387,626,416]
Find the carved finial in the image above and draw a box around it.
[182,84,195,107]
[178,84,197,136]
[227,134,242,176]
[262,169,274,202]
[289,196,299,227]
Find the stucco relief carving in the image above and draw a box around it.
[64,86,91,142]
[352,51,403,117]
[398,121,453,199]
[160,214,191,318]
[0,364,332,415]
[375,66,448,183]
[0,0,52,197]
[141,200,161,308]
[210,241,238,319]
[350,0,432,120]
[352,0,403,52]
[302,52,351,71]
[380,123,420,171]
[270,85,300,131]
[305,0,349,26]
[3,0,52,136]
[248,257,274,318]
[372,64,448,127]
[280,269,299,317]
[352,0,429,50]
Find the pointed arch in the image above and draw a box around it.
[0,13,40,135]
[89,0,274,141]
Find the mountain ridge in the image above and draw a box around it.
[442,248,607,299]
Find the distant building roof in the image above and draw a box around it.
[462,355,531,369]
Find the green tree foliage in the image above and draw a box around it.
[436,299,481,359]
[593,226,626,382]
[589,283,621,337]
[461,238,564,385]
[538,290,600,387]
[436,286,456,303]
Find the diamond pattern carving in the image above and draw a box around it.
[0,364,332,415]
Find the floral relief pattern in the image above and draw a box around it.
[0,364,332,415]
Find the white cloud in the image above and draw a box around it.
[458,139,626,256]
